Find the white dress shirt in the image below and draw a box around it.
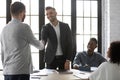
[50,22,63,56]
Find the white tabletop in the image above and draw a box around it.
[0,69,90,80]
[30,69,90,80]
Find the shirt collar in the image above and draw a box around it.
[50,21,59,27]
[86,51,95,56]
[12,17,21,23]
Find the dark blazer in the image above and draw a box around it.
[41,22,73,64]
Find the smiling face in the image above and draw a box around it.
[87,39,97,55]
[46,8,57,23]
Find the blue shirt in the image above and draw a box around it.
[73,51,106,67]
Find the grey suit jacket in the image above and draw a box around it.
[41,22,73,64]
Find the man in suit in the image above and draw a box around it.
[41,6,73,70]
[1,2,44,80]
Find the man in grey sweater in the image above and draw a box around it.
[0,2,44,80]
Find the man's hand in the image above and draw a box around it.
[64,60,71,70]
[39,40,45,50]
[73,64,79,69]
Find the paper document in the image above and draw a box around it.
[31,70,48,76]
[73,71,91,79]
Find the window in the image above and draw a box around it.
[76,0,98,52]
[45,0,71,28]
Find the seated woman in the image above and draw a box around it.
[89,41,120,80]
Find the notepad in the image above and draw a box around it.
[31,70,48,76]
[73,72,90,79]
[91,67,98,72]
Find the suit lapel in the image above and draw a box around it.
[47,23,58,42]
[59,22,64,45]
[47,23,56,35]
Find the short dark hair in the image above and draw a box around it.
[89,38,98,44]
[109,41,120,65]
[10,2,25,16]
[45,6,56,11]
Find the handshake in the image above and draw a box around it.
[39,40,45,50]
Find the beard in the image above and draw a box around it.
[48,16,56,22]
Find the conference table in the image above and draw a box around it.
[31,68,91,80]
[0,69,91,80]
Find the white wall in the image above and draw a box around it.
[102,0,110,57]
[102,0,120,58]
[110,0,120,42]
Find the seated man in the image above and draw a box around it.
[73,38,106,71]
